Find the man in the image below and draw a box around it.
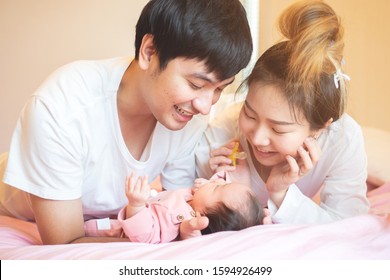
[0,0,252,244]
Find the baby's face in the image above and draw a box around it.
[191,177,251,214]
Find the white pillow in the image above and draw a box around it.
[362,126,390,186]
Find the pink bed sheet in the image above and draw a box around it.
[1,182,390,260]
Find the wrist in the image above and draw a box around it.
[125,204,145,219]
[268,188,288,208]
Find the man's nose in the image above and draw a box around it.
[192,91,215,115]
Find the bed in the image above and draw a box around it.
[0,126,389,260]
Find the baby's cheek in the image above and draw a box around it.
[194,178,208,186]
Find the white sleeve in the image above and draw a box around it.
[268,184,335,223]
[4,96,84,200]
[268,117,370,224]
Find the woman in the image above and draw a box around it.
[196,0,369,224]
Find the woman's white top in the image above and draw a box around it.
[196,102,370,224]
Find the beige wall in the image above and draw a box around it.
[259,0,390,132]
[0,0,149,153]
[1,0,389,153]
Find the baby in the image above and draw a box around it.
[84,171,265,243]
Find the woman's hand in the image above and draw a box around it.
[209,140,246,174]
[208,140,241,173]
[209,140,251,185]
[266,137,322,207]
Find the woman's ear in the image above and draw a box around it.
[138,34,156,70]
[313,118,333,139]
[324,117,333,128]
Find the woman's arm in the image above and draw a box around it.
[265,137,321,207]
[270,118,370,224]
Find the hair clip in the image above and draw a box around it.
[333,69,350,89]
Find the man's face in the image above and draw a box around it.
[143,57,234,130]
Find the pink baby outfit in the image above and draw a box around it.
[118,188,195,243]
[84,188,195,243]
[84,171,230,243]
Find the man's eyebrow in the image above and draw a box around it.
[244,100,295,126]
[191,73,214,83]
[191,73,235,86]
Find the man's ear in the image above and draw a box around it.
[138,34,156,70]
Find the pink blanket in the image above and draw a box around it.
[1,182,390,259]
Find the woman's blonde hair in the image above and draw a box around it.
[243,0,347,130]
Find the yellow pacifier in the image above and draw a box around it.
[228,142,247,166]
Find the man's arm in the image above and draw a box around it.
[30,195,128,244]
[30,194,85,244]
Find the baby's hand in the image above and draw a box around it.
[193,178,209,190]
[125,173,150,207]
[179,212,209,240]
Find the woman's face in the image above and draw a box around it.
[239,83,316,167]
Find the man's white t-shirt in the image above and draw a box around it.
[196,102,370,224]
[0,57,208,220]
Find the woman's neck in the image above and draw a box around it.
[247,141,271,182]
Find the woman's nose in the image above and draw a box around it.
[252,126,271,146]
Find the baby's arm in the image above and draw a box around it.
[125,173,150,219]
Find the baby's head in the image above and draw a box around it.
[191,177,264,234]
